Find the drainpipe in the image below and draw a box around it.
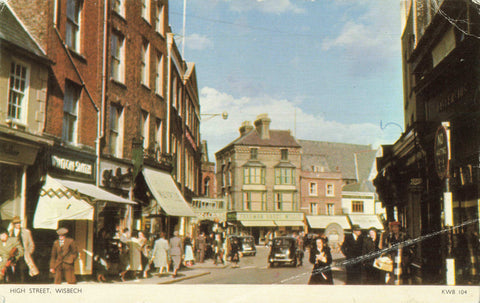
[166,34,172,153]
[97,0,108,187]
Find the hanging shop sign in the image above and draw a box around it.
[434,123,450,180]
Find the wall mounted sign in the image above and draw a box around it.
[434,124,450,180]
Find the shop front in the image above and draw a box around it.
[227,212,305,244]
[191,198,227,238]
[306,215,350,250]
[32,147,135,276]
[138,167,195,238]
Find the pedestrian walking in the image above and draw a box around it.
[138,231,150,278]
[362,228,382,284]
[151,232,169,274]
[8,216,39,282]
[127,230,144,279]
[183,234,195,266]
[169,231,183,278]
[93,228,109,282]
[0,228,24,283]
[308,236,333,284]
[49,227,78,284]
[341,224,364,284]
[229,237,241,268]
[195,232,206,263]
[213,234,224,265]
[384,221,413,285]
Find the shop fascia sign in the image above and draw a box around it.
[236,212,303,221]
[51,154,93,177]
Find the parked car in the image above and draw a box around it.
[239,235,256,256]
[268,236,301,267]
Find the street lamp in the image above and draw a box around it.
[201,112,228,121]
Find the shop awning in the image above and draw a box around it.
[241,220,276,227]
[34,176,94,229]
[33,176,136,229]
[306,215,351,229]
[348,214,384,230]
[143,168,195,217]
[274,220,304,227]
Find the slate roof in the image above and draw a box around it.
[355,149,378,181]
[343,180,376,193]
[0,3,48,60]
[217,129,301,155]
[298,140,372,180]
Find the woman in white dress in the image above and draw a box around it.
[151,232,170,274]
[183,233,195,266]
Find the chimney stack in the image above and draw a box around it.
[239,121,254,137]
[254,114,271,140]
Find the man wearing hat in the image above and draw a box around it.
[0,228,24,283]
[50,227,78,284]
[9,216,38,282]
[341,224,364,284]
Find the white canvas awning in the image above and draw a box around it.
[143,168,195,217]
[306,215,351,229]
[348,214,384,230]
[33,175,136,229]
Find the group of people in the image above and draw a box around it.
[193,232,226,265]
[307,222,413,285]
[341,222,413,285]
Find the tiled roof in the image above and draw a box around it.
[355,150,378,181]
[298,140,372,180]
[218,129,301,154]
[343,180,376,193]
[0,4,47,60]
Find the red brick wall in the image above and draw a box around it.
[300,171,343,215]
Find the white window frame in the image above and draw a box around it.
[112,0,125,17]
[7,60,30,124]
[141,0,150,23]
[275,168,295,185]
[310,203,318,215]
[308,182,317,196]
[66,0,82,52]
[326,183,334,197]
[155,118,162,154]
[109,104,124,157]
[155,3,165,36]
[155,52,163,96]
[141,110,149,149]
[141,40,150,87]
[111,32,125,83]
[243,167,265,185]
[326,203,334,215]
[62,81,81,144]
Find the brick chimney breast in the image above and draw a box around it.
[254,114,271,140]
[239,121,254,137]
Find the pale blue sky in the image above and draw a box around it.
[169,0,404,160]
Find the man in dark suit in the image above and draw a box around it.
[50,227,78,284]
[341,224,364,284]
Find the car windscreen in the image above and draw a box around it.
[273,238,293,247]
[241,237,254,244]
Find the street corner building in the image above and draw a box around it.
[1,0,201,280]
[374,0,480,285]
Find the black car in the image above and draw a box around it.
[268,236,301,267]
[239,236,256,256]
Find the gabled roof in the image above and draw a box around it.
[355,150,378,181]
[217,129,301,155]
[342,180,376,193]
[298,140,372,180]
[0,3,48,61]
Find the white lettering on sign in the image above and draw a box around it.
[52,155,93,175]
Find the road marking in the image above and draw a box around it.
[239,266,256,270]
[259,266,268,269]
